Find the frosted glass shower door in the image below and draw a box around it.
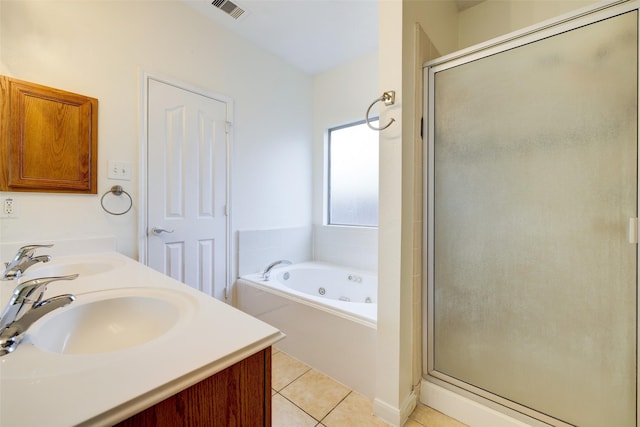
[427,10,637,427]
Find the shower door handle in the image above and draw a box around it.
[629,218,638,244]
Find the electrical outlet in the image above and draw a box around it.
[1,198,18,218]
[4,198,13,215]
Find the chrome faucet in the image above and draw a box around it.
[0,274,78,356]
[2,244,54,280]
[262,260,292,281]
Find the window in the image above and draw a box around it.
[327,120,379,227]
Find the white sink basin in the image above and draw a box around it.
[25,258,125,278]
[31,288,195,355]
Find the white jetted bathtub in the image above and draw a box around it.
[236,261,377,398]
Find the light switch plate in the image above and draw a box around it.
[108,161,133,181]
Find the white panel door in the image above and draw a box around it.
[147,78,228,300]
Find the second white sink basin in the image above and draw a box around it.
[25,258,125,278]
[31,288,195,355]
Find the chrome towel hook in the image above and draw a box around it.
[366,90,396,131]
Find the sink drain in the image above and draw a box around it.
[318,287,326,295]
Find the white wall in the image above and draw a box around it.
[0,0,312,261]
[311,51,378,225]
[374,1,407,425]
[310,51,379,272]
[373,1,460,424]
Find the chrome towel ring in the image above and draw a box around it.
[100,185,133,215]
[366,90,396,131]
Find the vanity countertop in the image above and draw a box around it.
[0,252,284,427]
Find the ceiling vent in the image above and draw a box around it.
[211,0,246,20]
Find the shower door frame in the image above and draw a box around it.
[422,1,640,426]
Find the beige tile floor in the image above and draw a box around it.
[272,348,467,427]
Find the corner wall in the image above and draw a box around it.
[374,0,407,424]
[373,1,458,425]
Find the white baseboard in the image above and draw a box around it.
[373,389,417,427]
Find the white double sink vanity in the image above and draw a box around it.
[0,241,283,426]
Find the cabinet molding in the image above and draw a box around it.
[0,76,98,193]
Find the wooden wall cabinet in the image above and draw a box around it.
[0,76,98,193]
[115,348,272,427]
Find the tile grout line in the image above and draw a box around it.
[273,351,397,427]
[317,390,353,425]
[272,368,353,426]
[273,365,312,393]
[273,350,447,427]
[273,389,323,424]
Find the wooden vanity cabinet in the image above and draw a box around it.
[0,76,98,193]
[115,347,272,427]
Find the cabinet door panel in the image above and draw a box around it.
[0,76,98,193]
[114,348,272,427]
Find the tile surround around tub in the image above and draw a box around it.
[237,226,312,276]
[271,348,467,427]
[313,225,377,272]
[236,224,378,278]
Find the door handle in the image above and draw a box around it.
[151,227,174,235]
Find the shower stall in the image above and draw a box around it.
[422,2,638,426]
